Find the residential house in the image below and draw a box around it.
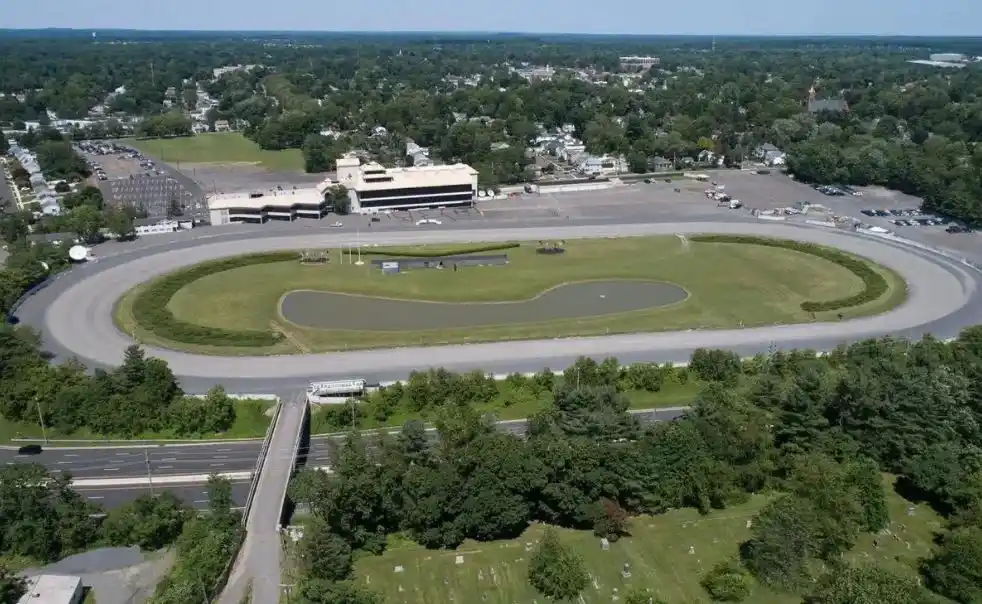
[578,154,626,176]
[649,156,674,172]
[755,143,787,166]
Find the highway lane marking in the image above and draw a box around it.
[64,453,78,457]
[158,465,173,469]
[103,468,119,471]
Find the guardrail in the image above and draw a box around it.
[278,400,309,526]
[242,397,282,525]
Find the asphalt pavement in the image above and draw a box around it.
[74,478,250,510]
[1,440,264,479]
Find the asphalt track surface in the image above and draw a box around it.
[19,219,981,395]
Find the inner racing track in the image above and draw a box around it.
[18,220,982,391]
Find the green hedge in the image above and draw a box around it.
[689,235,890,312]
[130,252,297,347]
[361,242,520,258]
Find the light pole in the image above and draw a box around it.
[35,399,48,444]
[355,226,363,266]
[144,448,155,497]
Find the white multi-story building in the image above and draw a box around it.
[336,155,478,213]
[207,155,478,224]
[620,56,660,70]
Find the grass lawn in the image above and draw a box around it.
[0,399,273,445]
[115,237,906,355]
[129,132,303,172]
[352,477,942,604]
[309,379,702,434]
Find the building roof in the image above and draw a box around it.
[208,184,331,211]
[18,574,81,604]
[352,163,478,192]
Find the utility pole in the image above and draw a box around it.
[35,399,48,444]
[144,449,154,497]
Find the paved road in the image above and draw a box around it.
[1,440,264,479]
[2,406,689,482]
[74,479,250,510]
[17,220,980,394]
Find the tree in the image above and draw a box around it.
[296,579,382,604]
[740,495,819,590]
[701,560,753,602]
[0,565,25,604]
[592,498,629,542]
[300,518,354,581]
[623,589,667,604]
[921,526,982,604]
[106,208,136,241]
[0,130,8,154]
[101,492,190,550]
[66,204,104,244]
[527,528,588,600]
[326,185,350,215]
[806,564,936,604]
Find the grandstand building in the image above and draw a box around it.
[336,155,478,213]
[207,155,478,224]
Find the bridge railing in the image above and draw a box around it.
[243,396,283,525]
[278,400,309,527]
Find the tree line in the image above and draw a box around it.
[289,331,982,603]
[0,331,238,438]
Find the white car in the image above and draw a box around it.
[330,221,343,227]
[415,219,442,226]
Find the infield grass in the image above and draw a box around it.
[351,476,941,604]
[114,236,906,355]
[130,132,303,172]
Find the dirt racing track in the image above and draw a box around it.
[27,221,982,386]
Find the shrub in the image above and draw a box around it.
[130,252,296,347]
[360,242,519,258]
[689,235,890,312]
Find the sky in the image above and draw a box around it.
[2,0,981,36]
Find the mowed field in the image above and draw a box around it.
[130,132,304,172]
[353,479,942,604]
[115,237,906,355]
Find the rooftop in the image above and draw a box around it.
[208,182,331,211]
[354,163,477,191]
[18,574,82,604]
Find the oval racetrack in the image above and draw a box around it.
[25,221,982,389]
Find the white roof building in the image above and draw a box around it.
[18,575,83,604]
[208,155,478,224]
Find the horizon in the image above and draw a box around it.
[3,0,979,37]
[1,28,981,39]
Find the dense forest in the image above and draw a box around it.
[288,334,982,603]
[3,35,982,223]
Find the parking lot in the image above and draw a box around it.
[76,141,207,220]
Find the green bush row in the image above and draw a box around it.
[689,235,890,312]
[130,252,298,347]
[362,242,520,258]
